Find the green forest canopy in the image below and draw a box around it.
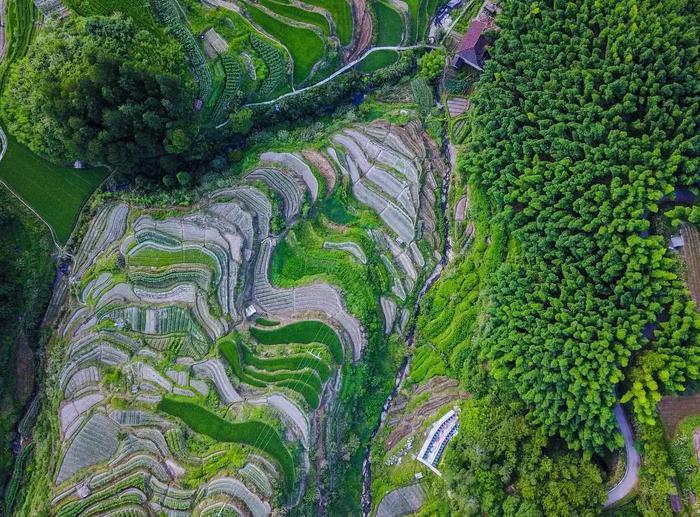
[460,0,699,453]
[0,16,195,177]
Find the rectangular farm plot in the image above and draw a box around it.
[128,246,219,272]
[0,133,108,243]
[681,223,700,307]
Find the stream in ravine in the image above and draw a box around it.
[360,141,455,515]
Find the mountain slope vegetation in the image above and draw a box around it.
[0,16,194,177]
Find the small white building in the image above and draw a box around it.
[244,305,257,318]
[416,409,459,476]
[669,235,684,250]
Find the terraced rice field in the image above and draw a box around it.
[0,132,108,243]
[301,0,353,45]
[403,0,439,42]
[25,118,447,514]
[259,0,330,36]
[0,0,37,91]
[158,396,295,487]
[250,321,344,363]
[373,1,404,46]
[246,3,325,84]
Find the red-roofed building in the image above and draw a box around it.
[452,20,488,71]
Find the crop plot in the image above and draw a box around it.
[246,3,325,84]
[0,132,107,243]
[27,118,447,514]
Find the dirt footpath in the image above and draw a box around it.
[347,0,373,61]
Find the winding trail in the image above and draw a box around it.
[245,45,436,107]
[606,404,640,508]
[218,44,436,118]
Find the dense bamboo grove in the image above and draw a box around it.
[464,0,700,451]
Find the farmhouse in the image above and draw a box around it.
[416,409,459,475]
[452,20,488,70]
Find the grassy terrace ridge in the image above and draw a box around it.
[158,395,295,489]
[220,338,323,408]
[299,0,352,45]
[250,320,344,363]
[258,0,330,36]
[255,316,280,327]
[245,3,325,84]
[0,132,108,243]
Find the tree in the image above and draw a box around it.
[443,394,605,515]
[165,128,192,155]
[418,49,445,82]
[162,174,176,188]
[228,108,254,136]
[176,171,192,187]
[450,0,700,453]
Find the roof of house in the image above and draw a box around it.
[457,20,487,53]
[455,20,488,69]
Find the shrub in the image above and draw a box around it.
[176,171,192,187]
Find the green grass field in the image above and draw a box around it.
[300,0,352,45]
[373,2,404,46]
[246,3,325,84]
[0,133,108,243]
[250,320,344,363]
[158,395,295,488]
[259,0,330,36]
[356,50,399,72]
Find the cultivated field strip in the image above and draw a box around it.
[40,119,445,514]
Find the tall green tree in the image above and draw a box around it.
[458,0,700,452]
